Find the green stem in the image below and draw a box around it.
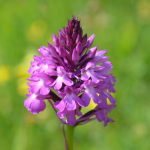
[66,125,75,150]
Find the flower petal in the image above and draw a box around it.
[72,49,79,62]
[53,33,59,47]
[66,111,76,126]
[86,34,95,48]
[95,110,105,122]
[72,94,85,107]
[54,77,63,90]
[54,100,66,112]
[76,42,83,53]
[81,73,89,81]
[62,75,74,86]
[64,96,76,111]
[81,92,91,107]
[106,93,117,104]
[40,85,50,95]
[30,100,46,114]
[106,104,116,113]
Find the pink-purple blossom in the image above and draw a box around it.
[95,104,116,126]
[24,16,117,126]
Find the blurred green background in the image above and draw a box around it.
[0,0,150,150]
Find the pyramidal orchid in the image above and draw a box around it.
[24,16,117,150]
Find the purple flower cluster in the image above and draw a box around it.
[24,17,116,126]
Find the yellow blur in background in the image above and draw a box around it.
[0,66,10,85]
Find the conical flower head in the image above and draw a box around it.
[24,16,116,126]
[66,17,82,42]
